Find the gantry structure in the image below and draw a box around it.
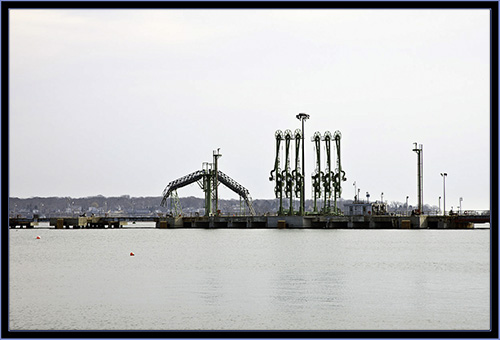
[160,151,255,217]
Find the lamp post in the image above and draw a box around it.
[296,113,309,216]
[440,173,447,216]
[439,196,441,215]
[459,197,463,215]
[412,143,423,214]
[381,192,384,204]
[353,181,357,202]
[406,196,409,216]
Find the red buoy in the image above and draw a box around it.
[36,236,41,239]
[130,252,135,256]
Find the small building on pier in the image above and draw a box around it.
[344,201,388,216]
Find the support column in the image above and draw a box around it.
[412,143,423,214]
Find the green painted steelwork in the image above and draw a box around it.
[333,131,347,215]
[311,131,323,213]
[296,113,309,216]
[293,129,303,215]
[161,157,255,217]
[202,163,213,216]
[269,130,284,215]
[170,189,183,216]
[269,123,346,216]
[270,128,305,216]
[282,129,294,215]
[322,131,333,214]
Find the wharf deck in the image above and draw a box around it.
[8,214,490,229]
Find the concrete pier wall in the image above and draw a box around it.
[160,215,436,229]
[12,214,483,229]
[49,217,126,228]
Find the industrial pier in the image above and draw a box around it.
[154,214,487,229]
[9,113,490,230]
[152,113,489,230]
[8,213,489,229]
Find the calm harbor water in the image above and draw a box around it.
[9,226,490,331]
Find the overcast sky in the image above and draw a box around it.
[9,9,490,210]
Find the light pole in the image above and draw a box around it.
[353,181,357,202]
[381,192,384,204]
[440,173,447,216]
[406,196,409,216]
[439,196,441,215]
[412,143,423,214]
[459,197,463,215]
[296,113,309,216]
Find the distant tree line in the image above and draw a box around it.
[8,196,438,218]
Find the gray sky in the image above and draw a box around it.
[9,9,490,210]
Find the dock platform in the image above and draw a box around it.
[8,214,490,229]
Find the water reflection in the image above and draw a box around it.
[9,229,490,330]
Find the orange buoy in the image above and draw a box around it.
[130,252,135,256]
[36,236,41,239]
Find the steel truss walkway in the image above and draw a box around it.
[161,169,255,216]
